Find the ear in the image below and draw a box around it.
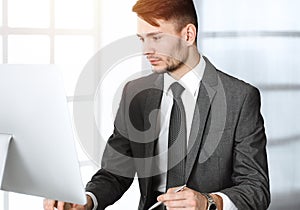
[182,24,197,46]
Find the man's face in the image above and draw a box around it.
[137,17,189,74]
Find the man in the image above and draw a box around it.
[44,0,270,209]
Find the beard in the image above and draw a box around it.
[165,59,185,72]
[151,57,185,74]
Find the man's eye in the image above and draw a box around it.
[138,37,144,42]
[152,36,162,41]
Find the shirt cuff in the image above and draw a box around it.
[86,192,98,210]
[213,192,238,210]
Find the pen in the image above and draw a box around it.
[148,184,186,210]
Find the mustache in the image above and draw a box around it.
[146,56,162,60]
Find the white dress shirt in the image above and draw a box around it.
[88,56,237,210]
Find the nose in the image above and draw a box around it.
[143,39,155,55]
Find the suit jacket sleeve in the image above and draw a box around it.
[221,86,270,209]
[85,82,135,210]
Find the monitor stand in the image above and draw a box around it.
[0,134,12,186]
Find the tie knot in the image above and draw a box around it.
[170,82,185,98]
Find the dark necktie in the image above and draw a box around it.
[166,82,187,190]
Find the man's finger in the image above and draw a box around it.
[164,199,188,208]
[57,201,66,210]
[68,203,86,210]
[166,187,177,193]
[166,186,187,193]
[43,199,57,210]
[158,191,186,202]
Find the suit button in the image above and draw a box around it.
[143,195,146,199]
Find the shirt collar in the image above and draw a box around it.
[163,54,206,97]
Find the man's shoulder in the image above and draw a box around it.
[125,72,161,89]
[216,68,259,95]
[203,56,259,95]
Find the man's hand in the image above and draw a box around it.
[157,187,208,210]
[43,195,93,210]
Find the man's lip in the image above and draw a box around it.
[147,57,161,63]
[149,60,160,65]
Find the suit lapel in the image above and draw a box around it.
[185,57,218,182]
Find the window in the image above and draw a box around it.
[8,35,50,63]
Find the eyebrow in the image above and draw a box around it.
[136,31,163,38]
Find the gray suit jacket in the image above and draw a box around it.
[86,57,270,210]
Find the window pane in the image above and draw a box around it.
[8,35,50,64]
[99,0,137,45]
[268,139,300,193]
[9,193,43,210]
[55,35,94,96]
[55,0,94,29]
[262,91,300,140]
[8,0,49,28]
[201,37,300,85]
[201,0,300,31]
[0,191,3,210]
[0,37,2,63]
[0,0,2,27]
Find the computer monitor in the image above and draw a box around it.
[0,65,86,205]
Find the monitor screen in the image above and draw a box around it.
[0,65,86,205]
